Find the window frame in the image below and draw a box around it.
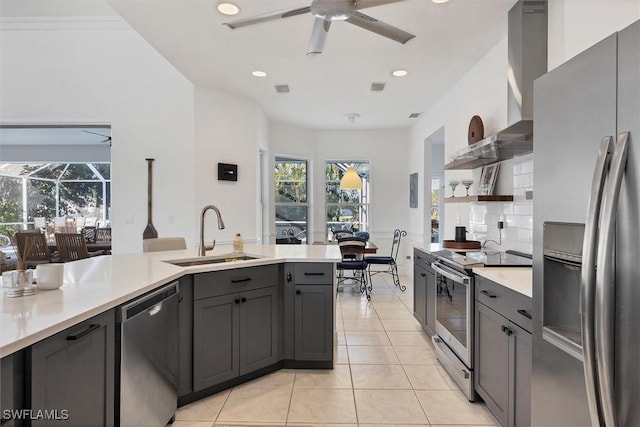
[324,160,370,240]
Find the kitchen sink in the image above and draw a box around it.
[164,254,261,267]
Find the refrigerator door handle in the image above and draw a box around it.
[596,131,629,427]
[580,136,614,427]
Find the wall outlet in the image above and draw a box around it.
[497,221,504,229]
[406,255,411,260]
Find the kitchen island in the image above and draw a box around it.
[1,243,340,426]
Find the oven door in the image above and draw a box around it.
[432,261,473,368]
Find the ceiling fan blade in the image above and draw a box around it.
[354,0,406,10]
[223,6,310,29]
[82,130,110,138]
[346,11,415,44]
[308,18,332,55]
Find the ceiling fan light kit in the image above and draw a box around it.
[222,0,415,55]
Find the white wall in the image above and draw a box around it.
[407,37,509,248]
[548,0,640,70]
[194,87,269,247]
[270,123,411,272]
[0,18,195,253]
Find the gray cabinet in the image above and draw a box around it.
[413,248,436,335]
[474,275,532,427]
[178,274,194,398]
[29,310,115,427]
[283,263,334,362]
[193,265,279,391]
[1,350,25,427]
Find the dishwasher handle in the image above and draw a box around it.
[121,282,179,322]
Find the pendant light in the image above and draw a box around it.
[340,165,362,189]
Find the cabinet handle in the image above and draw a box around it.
[517,309,532,320]
[231,277,252,284]
[501,325,507,333]
[296,290,301,295]
[304,272,325,276]
[241,297,247,303]
[420,273,426,277]
[234,299,240,304]
[286,272,292,283]
[506,328,513,336]
[480,290,497,298]
[67,324,101,341]
[178,295,184,303]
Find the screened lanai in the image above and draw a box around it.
[0,163,111,238]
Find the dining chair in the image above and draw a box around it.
[81,226,97,243]
[336,236,371,300]
[14,232,55,267]
[365,229,407,291]
[333,229,354,240]
[96,228,112,242]
[55,233,104,262]
[275,228,302,244]
[142,237,187,253]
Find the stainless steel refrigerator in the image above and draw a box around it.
[532,19,640,427]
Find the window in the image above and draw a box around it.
[274,157,308,243]
[431,177,440,243]
[0,163,111,237]
[325,161,370,240]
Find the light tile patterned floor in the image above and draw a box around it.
[172,274,498,427]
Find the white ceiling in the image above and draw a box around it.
[2,0,517,130]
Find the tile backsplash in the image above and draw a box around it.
[468,156,533,254]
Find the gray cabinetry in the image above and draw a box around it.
[29,310,115,427]
[474,275,532,427]
[193,265,279,391]
[283,263,334,363]
[413,248,436,335]
[178,274,194,397]
[1,350,25,427]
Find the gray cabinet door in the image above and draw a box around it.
[239,286,278,375]
[178,275,194,397]
[425,266,436,335]
[29,310,115,427]
[413,263,426,325]
[294,285,333,361]
[281,264,295,360]
[509,321,532,427]
[1,351,25,427]
[475,301,509,426]
[193,294,239,390]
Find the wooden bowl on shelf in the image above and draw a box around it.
[443,240,481,250]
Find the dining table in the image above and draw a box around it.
[47,241,112,253]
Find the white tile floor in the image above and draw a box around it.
[172,274,498,427]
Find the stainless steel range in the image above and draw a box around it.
[430,249,532,401]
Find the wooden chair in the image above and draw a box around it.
[55,233,103,262]
[365,229,407,291]
[81,226,97,243]
[142,237,187,253]
[336,237,371,300]
[14,231,55,268]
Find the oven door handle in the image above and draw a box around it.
[431,262,470,285]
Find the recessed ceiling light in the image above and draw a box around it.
[432,0,450,3]
[252,71,267,77]
[217,2,239,16]
[392,69,408,77]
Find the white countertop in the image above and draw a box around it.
[472,267,532,298]
[413,243,443,254]
[0,243,341,358]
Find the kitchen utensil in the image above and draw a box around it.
[143,158,158,240]
[462,180,474,196]
[448,180,459,197]
[36,263,64,290]
[468,115,484,144]
[455,226,467,242]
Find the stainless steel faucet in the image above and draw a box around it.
[199,205,226,256]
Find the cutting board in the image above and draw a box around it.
[468,115,484,144]
[443,240,481,250]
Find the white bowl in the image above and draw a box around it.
[36,264,64,290]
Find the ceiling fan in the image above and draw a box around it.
[223,0,415,55]
[82,130,112,146]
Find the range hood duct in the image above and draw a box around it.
[446,0,547,170]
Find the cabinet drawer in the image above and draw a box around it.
[414,248,435,270]
[194,265,279,299]
[294,263,333,285]
[475,275,532,332]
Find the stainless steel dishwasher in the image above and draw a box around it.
[118,281,179,427]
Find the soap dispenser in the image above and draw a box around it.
[233,233,243,253]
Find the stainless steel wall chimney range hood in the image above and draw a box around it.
[446,0,547,170]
